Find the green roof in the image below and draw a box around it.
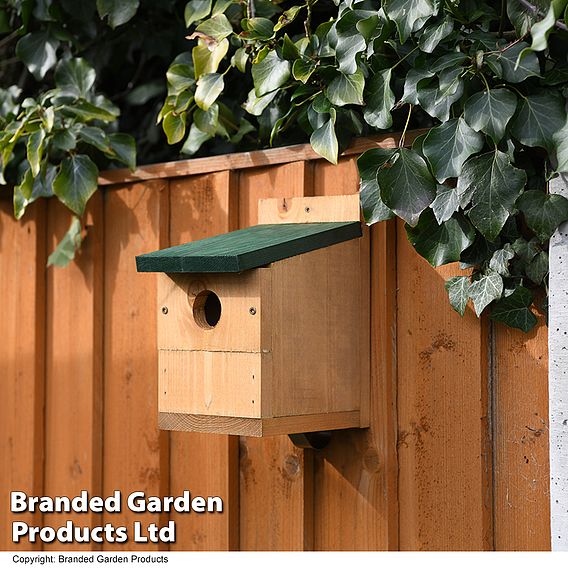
[136,222,361,273]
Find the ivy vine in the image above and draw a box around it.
[1,0,568,331]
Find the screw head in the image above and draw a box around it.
[249,307,257,315]
[304,206,310,213]
[162,306,168,315]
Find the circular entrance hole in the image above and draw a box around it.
[193,290,222,329]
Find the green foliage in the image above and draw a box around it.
[3,0,568,331]
[161,0,568,331]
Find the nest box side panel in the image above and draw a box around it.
[268,239,367,418]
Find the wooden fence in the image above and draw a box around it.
[0,132,550,550]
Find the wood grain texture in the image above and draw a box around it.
[98,131,427,187]
[43,197,103,549]
[311,159,394,550]
[396,221,492,550]
[238,162,314,550]
[493,321,550,550]
[103,180,170,549]
[0,201,45,551]
[160,411,361,436]
[258,194,361,224]
[167,172,239,551]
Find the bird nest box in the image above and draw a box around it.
[136,195,370,437]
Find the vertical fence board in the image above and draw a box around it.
[43,197,103,549]
[493,322,550,550]
[103,181,169,549]
[312,159,398,550]
[238,162,313,551]
[168,171,239,551]
[0,201,45,551]
[396,222,493,550]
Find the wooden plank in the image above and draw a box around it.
[167,171,239,551]
[0,202,46,551]
[98,131,427,187]
[239,162,314,550]
[160,411,361,436]
[267,243,366,418]
[43,197,103,549]
[159,350,262,418]
[493,321,550,550]
[311,160,395,550]
[258,194,361,224]
[548,173,568,550]
[103,180,170,550]
[136,221,360,273]
[396,221,493,550]
[157,271,264,352]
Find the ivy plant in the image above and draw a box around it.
[2,0,568,331]
[158,0,568,331]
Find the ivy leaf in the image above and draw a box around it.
[469,272,504,316]
[181,123,211,155]
[419,16,453,53]
[335,10,367,74]
[490,286,537,332]
[511,91,566,152]
[16,31,59,80]
[507,0,547,36]
[310,117,338,165]
[55,58,96,99]
[292,59,317,84]
[517,190,568,241]
[458,151,527,240]
[26,129,45,177]
[384,0,437,43]
[406,210,476,267]
[363,69,395,129]
[252,50,291,96]
[513,236,540,264]
[47,216,83,268]
[195,14,233,40]
[63,99,119,122]
[163,111,187,144]
[241,17,274,40]
[326,70,365,107]
[554,121,568,173]
[416,67,464,122]
[194,103,219,135]
[167,63,195,94]
[489,42,540,83]
[527,251,549,283]
[109,133,136,171]
[357,148,396,224]
[521,0,567,55]
[193,38,229,78]
[78,125,111,153]
[195,72,224,110]
[97,0,139,28]
[13,168,34,220]
[423,117,484,183]
[430,184,460,224]
[243,88,277,116]
[53,155,99,217]
[445,276,471,316]
[185,0,212,27]
[489,244,515,276]
[463,88,517,143]
[401,68,434,105]
[378,148,436,226]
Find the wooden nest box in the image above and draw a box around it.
[136,195,370,437]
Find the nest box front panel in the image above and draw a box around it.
[157,270,271,418]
